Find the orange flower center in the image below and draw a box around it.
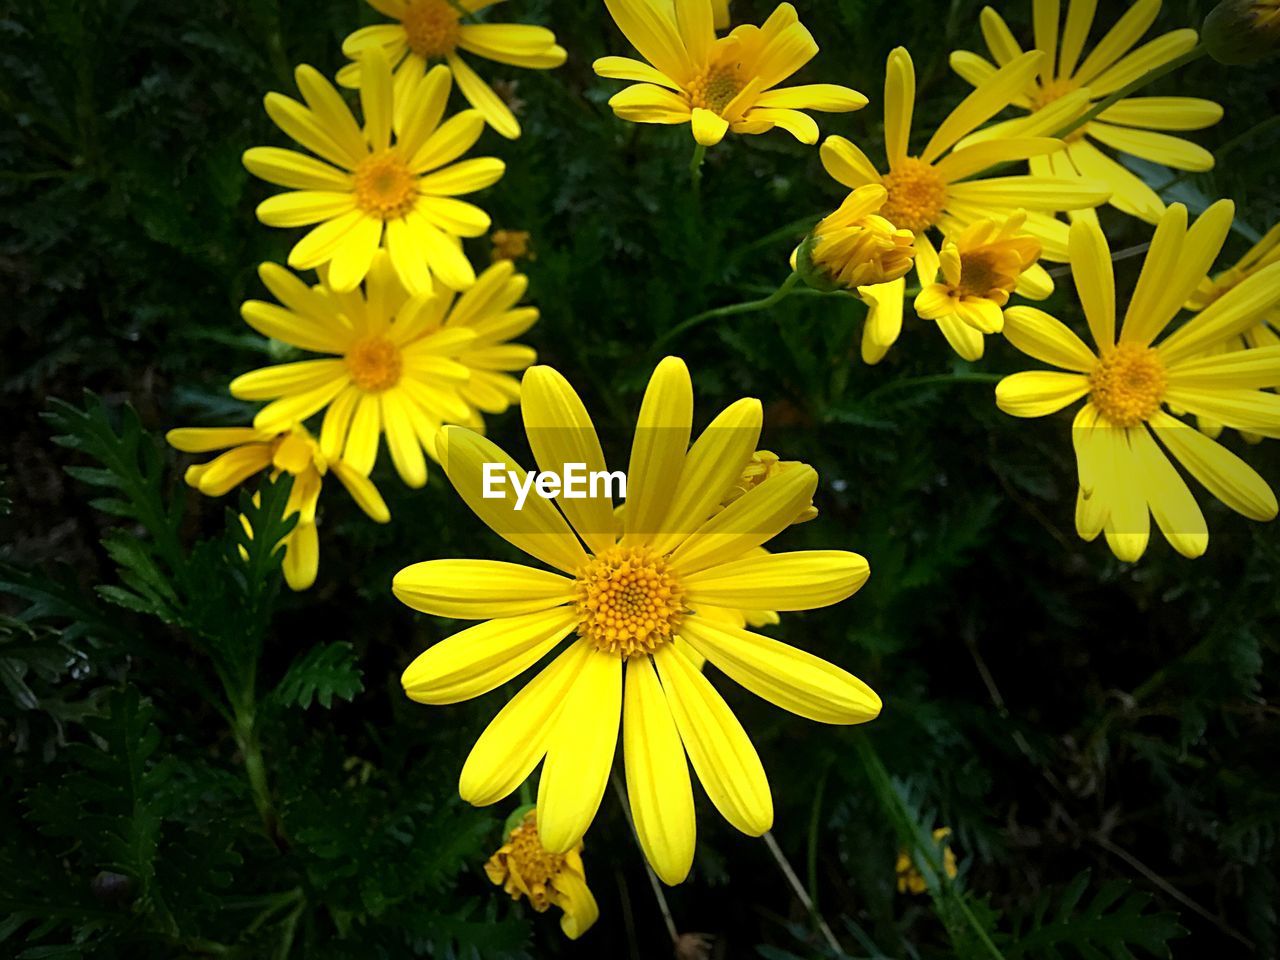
[1029,77,1077,110]
[574,546,685,658]
[687,63,744,113]
[1089,344,1167,427]
[346,336,403,392]
[354,151,418,220]
[879,158,948,234]
[401,0,462,58]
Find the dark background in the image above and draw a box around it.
[2,0,1279,957]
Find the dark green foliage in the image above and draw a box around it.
[3,0,1279,957]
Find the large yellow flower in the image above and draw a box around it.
[594,0,868,146]
[337,0,565,140]
[392,358,880,885]
[166,425,389,590]
[819,47,1108,363]
[914,211,1046,360]
[485,809,598,939]
[230,253,536,489]
[243,54,503,295]
[995,205,1280,561]
[951,0,1222,224]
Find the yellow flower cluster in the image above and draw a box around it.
[153,0,1280,942]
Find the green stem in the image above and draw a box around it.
[231,689,283,847]
[1051,43,1207,142]
[762,830,847,957]
[856,372,1002,408]
[855,736,1006,960]
[654,271,800,351]
[689,143,707,190]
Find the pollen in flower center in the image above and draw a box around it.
[879,158,948,234]
[1089,344,1167,427]
[484,812,567,912]
[400,0,462,58]
[346,336,403,392]
[956,250,1006,298]
[1030,77,1078,111]
[574,545,685,658]
[687,63,744,114]
[354,151,418,220]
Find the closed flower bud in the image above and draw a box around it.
[1203,0,1280,65]
[796,184,916,291]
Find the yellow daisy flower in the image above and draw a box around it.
[799,184,918,291]
[594,0,868,146]
[230,253,537,490]
[950,0,1222,224]
[392,358,880,885]
[895,827,958,895]
[166,424,389,591]
[485,809,598,939]
[490,228,534,262]
[995,204,1280,561]
[819,46,1108,364]
[337,0,566,140]
[243,53,503,295]
[914,211,1046,361]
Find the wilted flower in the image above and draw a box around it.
[485,809,598,939]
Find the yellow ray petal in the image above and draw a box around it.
[921,51,1044,163]
[1058,0,1098,79]
[995,370,1090,417]
[883,47,915,165]
[603,0,694,83]
[680,617,881,724]
[402,607,577,705]
[1129,424,1207,558]
[1088,29,1198,97]
[683,550,869,611]
[445,51,520,140]
[622,357,693,544]
[623,656,696,886]
[460,639,594,806]
[1074,0,1160,85]
[820,135,882,188]
[608,83,694,124]
[394,559,574,619]
[1096,97,1223,131]
[536,648,622,853]
[1003,305,1097,371]
[521,366,618,555]
[1149,412,1277,521]
[1159,261,1280,365]
[653,643,772,835]
[166,427,264,453]
[1087,122,1213,172]
[1068,218,1115,350]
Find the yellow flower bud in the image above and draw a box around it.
[797,184,916,291]
[1203,0,1280,65]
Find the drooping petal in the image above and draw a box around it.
[653,643,772,836]
[1129,424,1207,558]
[537,648,622,853]
[623,656,696,886]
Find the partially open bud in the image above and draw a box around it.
[796,184,916,291]
[1203,0,1280,65]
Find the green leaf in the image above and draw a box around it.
[274,642,364,710]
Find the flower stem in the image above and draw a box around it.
[762,830,847,956]
[1051,43,1207,142]
[689,143,707,190]
[233,700,282,846]
[610,774,678,945]
[856,372,1002,408]
[654,271,800,352]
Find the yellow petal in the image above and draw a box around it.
[1166,345,1280,390]
[622,357,693,544]
[684,549,869,611]
[393,559,574,619]
[1088,29,1198,97]
[668,464,817,575]
[521,366,619,555]
[459,639,594,806]
[921,50,1044,163]
[1130,424,1207,558]
[1002,306,1097,372]
[593,55,683,89]
[691,106,730,145]
[438,426,589,574]
[445,51,521,140]
[649,397,761,556]
[1068,218,1115,351]
[883,47,915,164]
[1159,261,1280,365]
[1149,412,1277,521]
[820,135,882,188]
[282,522,319,591]
[230,359,347,401]
[1096,97,1222,131]
[1074,0,1160,86]
[536,649,622,853]
[607,83,693,124]
[623,656,696,886]
[602,0,694,84]
[947,175,1109,210]
[935,137,1062,183]
[1119,203,1187,344]
[256,191,357,228]
[1096,422,1149,562]
[680,616,880,724]
[1088,122,1213,172]
[243,147,353,191]
[652,643,772,836]
[995,370,1090,417]
[329,460,390,522]
[401,607,577,705]
[166,427,263,453]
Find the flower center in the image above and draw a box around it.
[686,63,744,113]
[354,151,418,220]
[956,250,1013,299]
[485,812,566,912]
[574,546,685,658]
[346,336,403,392]
[400,0,462,58]
[879,158,948,235]
[1088,344,1167,427]
[1029,77,1077,111]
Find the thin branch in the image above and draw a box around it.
[762,830,847,957]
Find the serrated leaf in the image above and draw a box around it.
[274,642,364,710]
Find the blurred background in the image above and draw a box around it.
[2,0,1279,956]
